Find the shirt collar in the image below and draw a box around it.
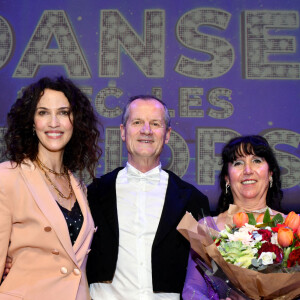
[126,162,161,182]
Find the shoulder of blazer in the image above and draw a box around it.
[87,167,123,202]
[88,167,123,190]
[164,169,205,194]
[0,161,27,189]
[164,169,210,215]
[0,160,18,172]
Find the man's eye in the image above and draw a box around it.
[133,121,141,125]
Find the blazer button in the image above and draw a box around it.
[73,268,81,275]
[60,267,68,274]
[44,226,52,232]
[52,249,59,255]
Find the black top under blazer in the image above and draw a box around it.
[86,167,210,294]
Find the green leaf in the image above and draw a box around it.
[282,247,292,267]
[257,265,267,271]
[263,209,271,223]
[256,222,270,228]
[272,213,284,225]
[247,213,256,225]
[251,258,260,267]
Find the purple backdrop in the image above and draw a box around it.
[0,0,299,212]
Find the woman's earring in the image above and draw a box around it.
[225,182,230,194]
[269,176,273,188]
[33,124,36,136]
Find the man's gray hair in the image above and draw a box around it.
[121,95,171,128]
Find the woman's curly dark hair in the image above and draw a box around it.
[217,135,283,214]
[4,76,102,179]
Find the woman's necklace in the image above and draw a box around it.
[245,206,270,214]
[36,157,73,200]
[36,156,67,176]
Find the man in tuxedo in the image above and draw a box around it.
[87,95,210,299]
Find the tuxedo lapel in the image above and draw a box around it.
[153,172,190,247]
[20,160,77,264]
[94,168,121,239]
[100,191,118,238]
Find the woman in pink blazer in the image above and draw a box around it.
[0,77,102,300]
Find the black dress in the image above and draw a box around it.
[57,201,84,245]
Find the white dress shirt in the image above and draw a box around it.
[90,163,180,300]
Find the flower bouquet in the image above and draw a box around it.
[177,206,300,300]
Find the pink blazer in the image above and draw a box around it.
[0,160,95,300]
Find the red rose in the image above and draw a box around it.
[271,223,287,233]
[257,229,272,242]
[214,238,221,247]
[294,240,300,248]
[287,248,300,268]
[257,242,283,263]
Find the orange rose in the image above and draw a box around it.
[285,211,300,232]
[297,226,300,239]
[278,227,294,248]
[233,212,249,228]
[256,213,264,223]
[256,213,273,223]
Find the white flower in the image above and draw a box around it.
[252,231,263,242]
[227,223,262,245]
[258,252,275,265]
[271,232,278,245]
[220,229,229,238]
[227,230,253,245]
[240,223,259,234]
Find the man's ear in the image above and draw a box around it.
[164,127,171,144]
[120,124,126,142]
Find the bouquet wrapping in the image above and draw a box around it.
[177,207,300,300]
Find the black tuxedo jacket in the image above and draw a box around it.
[86,167,210,294]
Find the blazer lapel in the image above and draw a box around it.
[71,174,93,257]
[20,160,77,264]
[153,172,190,247]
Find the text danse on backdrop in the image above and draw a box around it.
[0,1,299,211]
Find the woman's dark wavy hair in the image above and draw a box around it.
[4,76,102,179]
[217,135,283,214]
